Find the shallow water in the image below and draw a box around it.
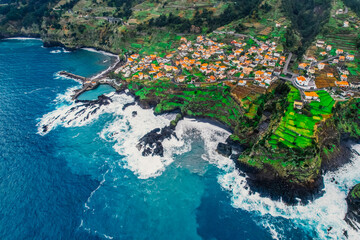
[1,39,359,239]
[77,84,116,101]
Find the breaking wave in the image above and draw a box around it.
[37,87,360,239]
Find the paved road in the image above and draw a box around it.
[311,55,340,67]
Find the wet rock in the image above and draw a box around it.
[217,143,232,157]
[345,183,360,230]
[132,111,137,117]
[122,102,136,110]
[137,126,176,157]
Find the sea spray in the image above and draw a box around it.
[38,89,360,239]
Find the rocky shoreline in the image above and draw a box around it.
[6,35,358,211]
[345,183,360,231]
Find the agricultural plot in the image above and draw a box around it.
[325,34,358,52]
[130,0,228,24]
[267,87,334,150]
[314,66,338,88]
[231,84,266,119]
[231,84,266,102]
[131,81,242,129]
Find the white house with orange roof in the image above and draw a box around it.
[255,70,264,78]
[335,81,349,87]
[340,74,348,81]
[326,45,332,51]
[298,63,308,70]
[296,76,309,86]
[347,55,355,61]
[318,62,326,70]
[238,80,246,86]
[336,49,344,55]
[304,92,319,101]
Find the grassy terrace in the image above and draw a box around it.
[128,80,243,129]
[268,87,335,150]
[238,86,336,184]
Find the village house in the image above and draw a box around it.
[296,76,309,86]
[340,74,348,81]
[347,55,355,61]
[298,63,308,70]
[335,81,349,87]
[336,49,344,55]
[294,100,304,109]
[304,92,319,101]
[344,21,349,27]
[318,63,326,70]
[316,40,325,48]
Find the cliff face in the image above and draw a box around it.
[345,184,360,230]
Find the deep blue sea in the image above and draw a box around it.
[0,39,359,240]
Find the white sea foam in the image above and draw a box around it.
[166,119,360,239]
[4,37,41,41]
[216,144,360,239]
[62,48,71,53]
[50,50,62,54]
[82,47,118,58]
[99,102,174,179]
[38,85,360,239]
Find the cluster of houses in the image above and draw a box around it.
[114,35,287,88]
[295,39,356,89]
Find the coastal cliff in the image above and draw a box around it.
[125,80,357,203]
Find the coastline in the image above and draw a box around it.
[3,36,359,207]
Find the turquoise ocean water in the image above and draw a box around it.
[0,39,359,239]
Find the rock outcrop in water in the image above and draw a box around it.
[345,183,360,230]
[137,126,177,157]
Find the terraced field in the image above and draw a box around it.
[325,34,358,52]
[129,81,242,129]
[267,87,335,150]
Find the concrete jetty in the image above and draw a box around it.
[58,71,88,82]
[59,56,125,100]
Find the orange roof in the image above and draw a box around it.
[297,76,306,82]
[336,81,349,86]
[304,92,319,97]
[341,74,348,78]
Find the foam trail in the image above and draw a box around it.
[4,37,41,41]
[82,48,119,58]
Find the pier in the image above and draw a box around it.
[58,71,88,82]
[58,56,125,100]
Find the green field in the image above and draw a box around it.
[268,87,335,150]
[130,81,242,129]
